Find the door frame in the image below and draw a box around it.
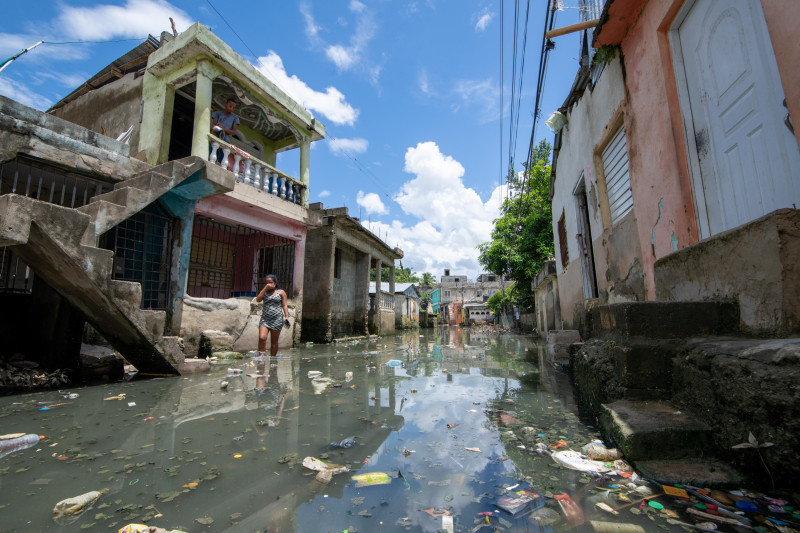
[668,0,711,239]
[573,174,598,300]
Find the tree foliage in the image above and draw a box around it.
[478,140,554,307]
[370,266,420,283]
[420,272,435,288]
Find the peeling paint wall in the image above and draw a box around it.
[551,56,646,326]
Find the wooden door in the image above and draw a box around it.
[674,0,800,236]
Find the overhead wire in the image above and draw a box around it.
[499,0,505,198]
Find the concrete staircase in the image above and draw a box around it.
[584,301,744,486]
[0,156,230,374]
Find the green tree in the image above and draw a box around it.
[420,272,435,288]
[370,265,420,283]
[478,140,554,307]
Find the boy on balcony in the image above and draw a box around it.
[210,98,239,163]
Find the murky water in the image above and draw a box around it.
[0,328,792,532]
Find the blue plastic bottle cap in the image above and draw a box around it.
[736,500,758,512]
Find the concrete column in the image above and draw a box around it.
[191,59,221,159]
[374,259,382,297]
[299,137,310,207]
[139,71,175,165]
[389,264,396,294]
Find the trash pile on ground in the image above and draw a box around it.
[471,323,506,334]
[0,355,69,393]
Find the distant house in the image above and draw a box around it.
[304,205,403,342]
[393,283,420,327]
[547,0,800,335]
[463,302,492,326]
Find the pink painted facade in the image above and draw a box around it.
[596,0,800,297]
[550,0,800,328]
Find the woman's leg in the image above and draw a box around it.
[269,328,280,357]
[258,326,269,354]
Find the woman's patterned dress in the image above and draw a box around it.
[259,290,284,330]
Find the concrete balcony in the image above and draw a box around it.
[208,134,305,207]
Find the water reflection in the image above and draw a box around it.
[0,328,693,532]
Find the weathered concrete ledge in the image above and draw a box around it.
[592,301,739,340]
[655,208,800,336]
[671,337,800,488]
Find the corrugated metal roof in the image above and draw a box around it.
[48,35,162,111]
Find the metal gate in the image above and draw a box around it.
[102,206,174,310]
[0,157,113,293]
[188,215,295,299]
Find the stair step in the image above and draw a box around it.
[110,280,143,309]
[599,400,713,460]
[90,186,153,208]
[77,245,114,281]
[113,170,172,192]
[593,301,739,340]
[634,459,744,488]
[140,309,166,342]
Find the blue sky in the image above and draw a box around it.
[0,0,587,279]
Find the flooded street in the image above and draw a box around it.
[0,328,793,532]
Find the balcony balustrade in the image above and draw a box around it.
[379,290,394,310]
[207,134,305,206]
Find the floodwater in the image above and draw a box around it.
[0,328,790,532]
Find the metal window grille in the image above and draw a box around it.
[188,215,295,299]
[102,208,173,310]
[0,157,113,294]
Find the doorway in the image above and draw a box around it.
[167,90,195,162]
[574,175,598,299]
[670,0,800,237]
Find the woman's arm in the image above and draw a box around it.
[281,290,289,319]
[256,284,268,302]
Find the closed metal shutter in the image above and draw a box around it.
[602,126,633,224]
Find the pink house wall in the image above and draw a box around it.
[194,194,307,299]
[615,0,698,299]
[613,0,800,299]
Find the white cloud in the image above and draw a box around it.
[318,190,331,198]
[299,3,323,45]
[255,52,359,126]
[357,191,388,215]
[58,0,192,40]
[0,77,53,110]
[362,142,506,278]
[418,69,431,95]
[349,0,367,13]
[474,9,495,32]
[301,3,379,80]
[328,137,368,157]
[31,71,87,89]
[453,78,500,123]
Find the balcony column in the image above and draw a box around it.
[389,264,396,296]
[191,59,222,159]
[299,136,310,207]
[139,71,175,165]
[374,259,382,301]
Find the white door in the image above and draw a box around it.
[674,0,800,237]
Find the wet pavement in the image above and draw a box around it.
[0,327,796,532]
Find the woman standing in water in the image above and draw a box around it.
[256,274,289,357]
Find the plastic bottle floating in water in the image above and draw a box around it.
[0,434,40,460]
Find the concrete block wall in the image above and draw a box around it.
[331,244,359,338]
[301,228,334,342]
